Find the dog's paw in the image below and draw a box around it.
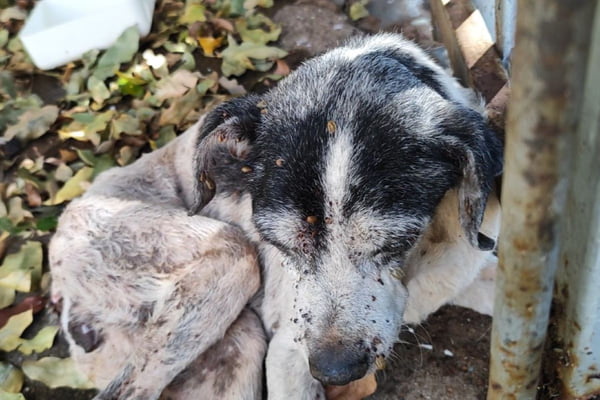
[402,299,425,325]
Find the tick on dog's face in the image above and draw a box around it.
[193,35,502,387]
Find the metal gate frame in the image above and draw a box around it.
[429,1,600,398]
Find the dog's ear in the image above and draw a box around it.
[441,107,503,250]
[188,95,262,215]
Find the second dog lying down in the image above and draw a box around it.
[50,33,502,399]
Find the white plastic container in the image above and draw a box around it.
[19,0,156,70]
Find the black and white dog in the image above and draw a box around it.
[50,33,502,399]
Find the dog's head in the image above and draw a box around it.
[190,35,502,386]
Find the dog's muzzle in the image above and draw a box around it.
[308,345,371,386]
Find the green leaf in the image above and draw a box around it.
[92,155,117,179]
[229,0,247,16]
[0,287,15,309]
[35,216,58,232]
[179,3,207,24]
[221,36,287,77]
[243,0,274,9]
[0,362,24,393]
[58,111,115,146]
[235,13,281,45]
[65,49,100,95]
[3,106,59,143]
[0,241,42,293]
[349,0,370,21]
[116,72,148,97]
[0,391,25,400]
[150,125,177,150]
[87,76,111,105]
[22,357,96,390]
[47,167,94,205]
[0,310,32,352]
[111,113,141,139]
[73,150,116,179]
[93,26,140,81]
[0,71,14,99]
[18,326,59,355]
[180,51,196,71]
[0,218,19,236]
[0,30,8,49]
[74,149,97,167]
[196,78,216,96]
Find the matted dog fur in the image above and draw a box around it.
[50,33,502,400]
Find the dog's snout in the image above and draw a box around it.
[308,346,370,386]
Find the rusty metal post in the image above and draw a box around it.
[487,1,597,399]
[553,2,600,398]
[494,0,516,66]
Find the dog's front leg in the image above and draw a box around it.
[266,328,325,400]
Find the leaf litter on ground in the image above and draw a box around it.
[0,0,287,396]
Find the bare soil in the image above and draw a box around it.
[371,306,492,400]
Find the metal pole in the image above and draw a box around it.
[553,2,600,398]
[494,0,516,67]
[487,1,597,399]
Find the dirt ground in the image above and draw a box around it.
[6,1,497,399]
[370,306,492,400]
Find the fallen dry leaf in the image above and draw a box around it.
[198,36,224,57]
[273,59,291,76]
[0,361,24,394]
[159,86,201,126]
[0,391,25,400]
[0,241,42,293]
[235,13,281,45]
[218,76,247,95]
[46,166,94,206]
[221,35,287,77]
[0,287,15,310]
[87,76,111,105]
[18,326,59,355]
[154,69,200,101]
[22,357,95,390]
[111,113,142,139]
[3,105,59,143]
[179,2,207,24]
[211,17,235,32]
[24,183,41,208]
[0,310,32,352]
[0,296,45,329]
[93,26,140,81]
[7,197,32,225]
[349,0,370,21]
[326,373,377,400]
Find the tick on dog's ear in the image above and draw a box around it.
[188,95,263,215]
[441,107,503,250]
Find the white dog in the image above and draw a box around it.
[50,33,502,400]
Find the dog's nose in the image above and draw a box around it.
[308,346,370,386]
